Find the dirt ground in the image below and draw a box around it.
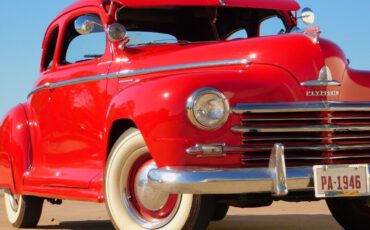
[0,189,342,230]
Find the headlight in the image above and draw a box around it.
[186,88,230,130]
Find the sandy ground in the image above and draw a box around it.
[0,189,342,230]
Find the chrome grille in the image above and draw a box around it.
[231,101,370,167]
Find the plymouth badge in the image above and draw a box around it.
[306,90,339,97]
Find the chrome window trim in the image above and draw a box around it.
[27,58,249,98]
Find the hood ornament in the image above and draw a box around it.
[301,66,341,87]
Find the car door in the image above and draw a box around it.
[26,8,111,189]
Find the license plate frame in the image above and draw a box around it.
[313,164,369,198]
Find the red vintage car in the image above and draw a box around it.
[1,0,370,229]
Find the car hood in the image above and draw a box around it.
[119,34,328,85]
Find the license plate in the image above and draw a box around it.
[313,164,369,198]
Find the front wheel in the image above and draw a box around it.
[105,128,215,230]
[326,197,370,230]
[3,190,44,228]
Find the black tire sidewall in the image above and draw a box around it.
[327,197,370,230]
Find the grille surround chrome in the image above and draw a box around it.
[232,101,370,114]
[231,101,370,166]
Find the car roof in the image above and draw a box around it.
[115,0,300,10]
[60,0,300,17]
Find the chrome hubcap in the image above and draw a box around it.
[122,151,182,229]
[135,161,170,211]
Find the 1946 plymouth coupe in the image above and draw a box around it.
[1,0,370,229]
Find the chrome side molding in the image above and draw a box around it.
[114,58,250,79]
[28,58,250,98]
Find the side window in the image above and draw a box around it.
[61,14,105,65]
[259,16,286,36]
[225,29,248,40]
[42,27,59,71]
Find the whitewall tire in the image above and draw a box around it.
[4,190,44,228]
[105,128,215,230]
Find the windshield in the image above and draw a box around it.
[117,6,289,46]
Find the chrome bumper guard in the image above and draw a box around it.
[148,144,313,196]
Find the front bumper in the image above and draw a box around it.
[148,143,369,196]
[148,166,312,195]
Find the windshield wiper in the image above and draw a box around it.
[128,39,190,47]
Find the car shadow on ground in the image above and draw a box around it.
[33,214,340,230]
[36,220,114,230]
[208,214,342,230]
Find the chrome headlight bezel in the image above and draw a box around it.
[186,88,230,130]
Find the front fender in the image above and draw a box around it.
[341,69,370,101]
[0,152,15,192]
[106,64,300,167]
[0,104,32,193]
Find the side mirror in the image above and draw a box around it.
[301,8,315,25]
[107,23,127,42]
[74,14,103,35]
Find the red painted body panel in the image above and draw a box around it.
[117,34,325,85]
[104,34,330,168]
[1,0,369,203]
[24,5,113,200]
[107,63,302,167]
[0,105,32,194]
[0,152,14,192]
[341,69,370,101]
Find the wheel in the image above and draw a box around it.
[3,190,44,228]
[104,128,215,230]
[212,203,229,221]
[326,197,370,230]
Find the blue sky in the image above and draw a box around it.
[0,1,369,119]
